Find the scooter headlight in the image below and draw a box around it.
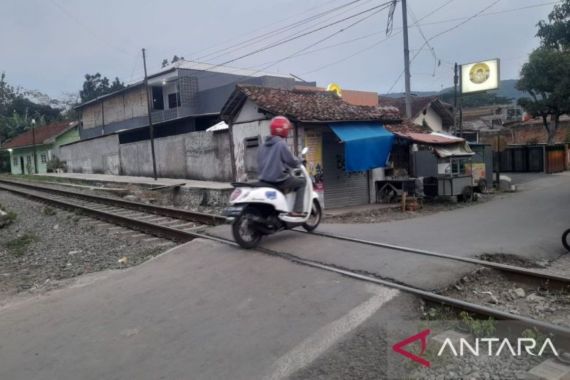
[230,188,242,202]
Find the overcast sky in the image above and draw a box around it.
[1,0,555,99]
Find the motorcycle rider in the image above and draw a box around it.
[257,116,307,217]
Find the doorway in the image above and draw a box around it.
[19,157,24,174]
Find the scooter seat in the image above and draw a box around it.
[231,181,280,189]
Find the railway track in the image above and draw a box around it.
[0,178,225,242]
[296,229,570,288]
[1,178,569,342]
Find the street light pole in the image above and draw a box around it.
[142,48,158,181]
[31,118,38,174]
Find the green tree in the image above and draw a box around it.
[0,73,63,144]
[160,55,185,68]
[536,0,570,51]
[79,73,125,103]
[517,48,570,144]
[517,0,570,144]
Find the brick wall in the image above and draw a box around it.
[480,120,570,145]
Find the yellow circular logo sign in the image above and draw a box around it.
[469,63,490,84]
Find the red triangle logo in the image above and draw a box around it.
[392,329,431,367]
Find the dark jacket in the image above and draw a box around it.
[257,136,300,182]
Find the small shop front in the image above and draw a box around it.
[303,122,394,209]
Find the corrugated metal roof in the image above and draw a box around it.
[393,132,465,145]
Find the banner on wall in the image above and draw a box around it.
[304,129,325,207]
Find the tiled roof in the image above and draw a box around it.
[2,121,76,149]
[378,95,436,119]
[227,85,400,123]
[385,119,430,134]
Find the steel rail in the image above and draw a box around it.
[0,178,225,226]
[2,181,569,338]
[0,182,201,243]
[295,230,570,287]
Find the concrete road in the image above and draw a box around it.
[208,172,570,290]
[1,172,567,379]
[0,239,411,380]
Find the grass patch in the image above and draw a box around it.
[3,233,38,257]
[0,203,17,227]
[42,206,56,216]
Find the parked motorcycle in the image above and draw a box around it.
[224,147,322,249]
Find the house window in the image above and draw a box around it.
[151,86,164,110]
[168,93,180,109]
[13,156,18,166]
[40,153,47,163]
[451,159,466,175]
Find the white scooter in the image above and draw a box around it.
[224,147,322,249]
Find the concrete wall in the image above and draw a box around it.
[185,131,232,181]
[119,131,232,181]
[414,106,443,132]
[60,134,120,175]
[59,129,231,181]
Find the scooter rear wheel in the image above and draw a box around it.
[232,208,262,249]
[302,200,322,232]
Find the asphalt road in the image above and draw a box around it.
[0,239,413,380]
[208,171,570,290]
[0,172,568,379]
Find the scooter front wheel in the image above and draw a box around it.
[563,229,570,251]
[302,200,322,232]
[232,209,262,249]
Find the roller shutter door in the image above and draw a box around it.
[322,132,369,208]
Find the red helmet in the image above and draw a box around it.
[270,116,291,138]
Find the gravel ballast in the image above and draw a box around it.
[0,190,176,299]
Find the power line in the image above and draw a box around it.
[413,1,557,28]
[194,0,374,62]
[301,0,554,78]
[256,4,391,71]
[408,6,438,76]
[185,0,350,59]
[277,0,457,75]
[302,34,396,75]
[194,1,395,75]
[386,0,503,93]
[46,0,134,57]
[182,2,393,86]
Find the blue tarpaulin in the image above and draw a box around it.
[329,123,394,172]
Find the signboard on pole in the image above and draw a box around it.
[461,59,500,94]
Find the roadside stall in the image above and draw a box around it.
[375,132,478,203]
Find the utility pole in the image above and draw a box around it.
[401,0,412,119]
[31,118,38,174]
[142,48,158,181]
[453,63,459,134]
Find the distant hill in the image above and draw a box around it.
[383,79,525,101]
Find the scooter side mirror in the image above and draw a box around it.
[301,147,309,156]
